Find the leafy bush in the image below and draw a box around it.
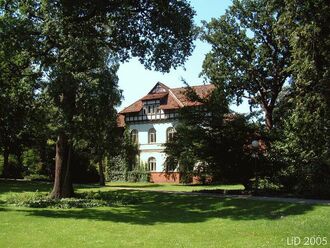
[0,155,3,175]
[126,171,150,182]
[5,191,47,207]
[106,171,150,183]
[22,149,45,176]
[105,156,150,183]
[79,191,139,205]
[255,177,282,192]
[7,155,24,178]
[24,174,51,181]
[106,171,127,182]
[5,190,139,208]
[105,155,128,181]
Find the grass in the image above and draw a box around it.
[0,180,329,248]
[105,182,245,191]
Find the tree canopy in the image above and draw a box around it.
[201,0,291,130]
[1,0,196,198]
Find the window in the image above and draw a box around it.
[166,127,176,142]
[164,161,177,172]
[148,157,156,171]
[147,105,157,114]
[131,129,138,144]
[146,104,159,114]
[148,128,156,143]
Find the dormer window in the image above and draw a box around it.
[144,103,159,114]
[148,105,154,114]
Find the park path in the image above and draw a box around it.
[113,187,330,205]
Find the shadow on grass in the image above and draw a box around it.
[6,190,315,225]
[0,180,52,196]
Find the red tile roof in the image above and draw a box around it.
[119,82,215,114]
[141,92,168,101]
[171,84,215,107]
[119,100,143,114]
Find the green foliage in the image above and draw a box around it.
[104,128,141,182]
[0,3,41,146]
[5,154,24,178]
[105,158,150,183]
[201,0,291,129]
[165,86,256,187]
[71,150,99,184]
[105,171,150,183]
[0,155,3,175]
[22,149,44,175]
[268,0,330,197]
[5,190,139,209]
[106,155,128,176]
[105,169,150,182]
[24,174,50,181]
[1,0,196,196]
[118,128,140,171]
[126,171,150,183]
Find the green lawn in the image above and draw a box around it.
[105,182,245,191]
[0,180,329,248]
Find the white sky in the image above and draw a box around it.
[117,0,249,113]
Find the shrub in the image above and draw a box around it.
[0,155,3,175]
[24,174,51,181]
[5,191,139,208]
[105,171,150,183]
[255,177,283,192]
[7,155,24,178]
[22,149,45,176]
[126,171,150,182]
[5,191,47,207]
[105,155,128,181]
[105,171,127,182]
[105,157,150,183]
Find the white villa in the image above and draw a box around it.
[118,82,214,183]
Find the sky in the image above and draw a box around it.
[117,0,250,113]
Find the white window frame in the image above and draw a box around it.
[166,127,176,142]
[148,128,156,144]
[148,157,156,171]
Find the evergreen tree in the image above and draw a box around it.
[272,0,330,196]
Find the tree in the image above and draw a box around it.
[201,0,291,130]
[0,5,41,177]
[74,63,122,186]
[6,0,195,198]
[165,86,256,188]
[271,0,330,196]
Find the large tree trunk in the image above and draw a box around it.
[62,144,74,196]
[50,133,74,198]
[98,158,105,186]
[2,148,9,178]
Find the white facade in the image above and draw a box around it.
[119,82,214,176]
[128,120,177,172]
